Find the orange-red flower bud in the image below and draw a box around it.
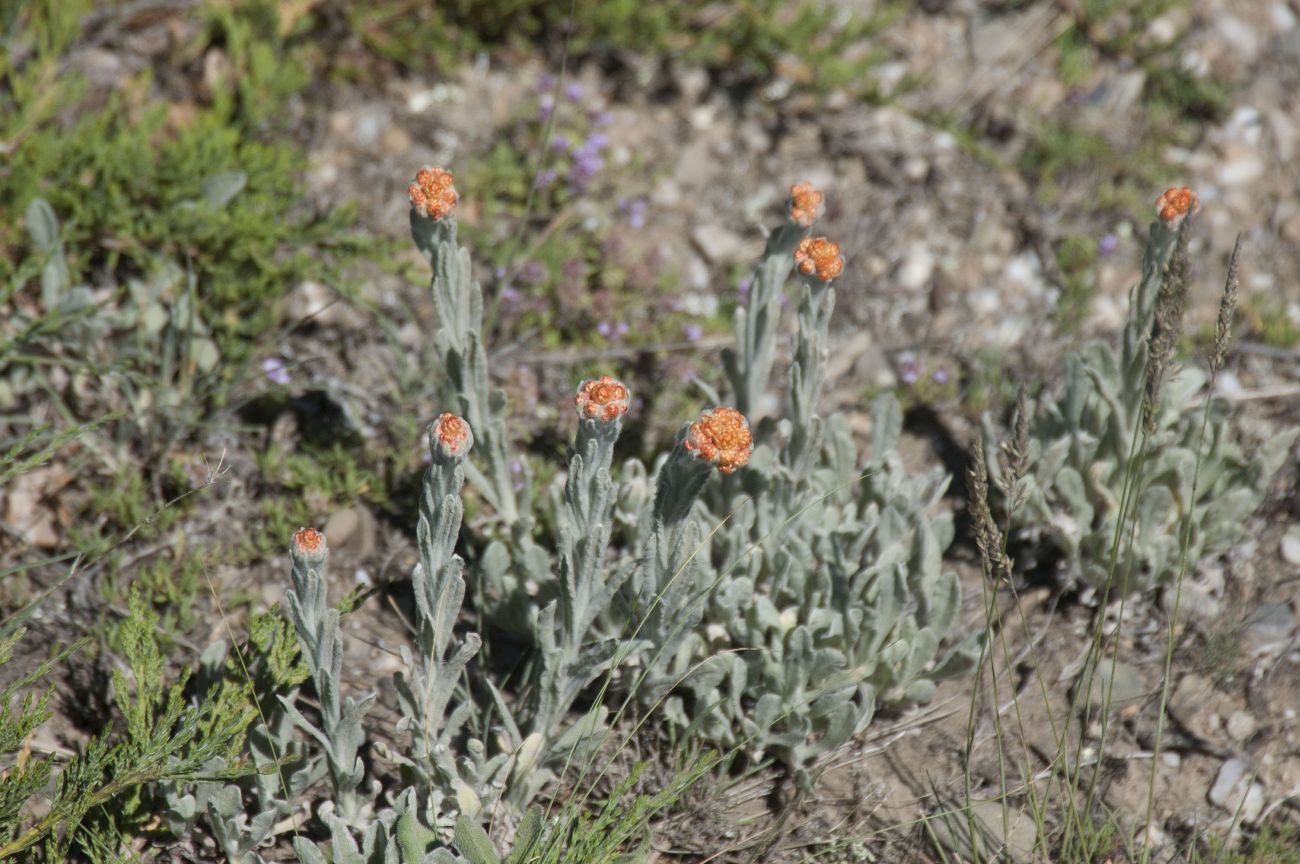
[788,181,824,228]
[1155,186,1200,226]
[292,527,327,559]
[794,236,845,282]
[575,375,631,422]
[431,412,473,459]
[408,167,459,221]
[683,407,753,474]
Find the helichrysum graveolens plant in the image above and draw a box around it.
[986,187,1297,595]
[277,169,978,856]
[408,170,974,785]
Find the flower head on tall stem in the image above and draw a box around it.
[408,167,459,221]
[683,407,753,474]
[788,181,824,228]
[575,376,631,422]
[1155,186,1200,228]
[794,236,845,281]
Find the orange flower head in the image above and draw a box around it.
[292,527,327,560]
[431,412,474,459]
[575,375,631,422]
[788,181,824,228]
[683,407,753,474]
[794,236,845,282]
[1155,186,1200,226]
[408,167,459,221]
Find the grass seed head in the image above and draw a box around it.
[997,383,1032,514]
[1142,220,1194,434]
[968,436,1012,581]
[1210,234,1244,377]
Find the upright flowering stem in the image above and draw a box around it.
[408,168,524,526]
[784,236,844,475]
[559,377,631,652]
[392,415,487,805]
[531,378,633,742]
[282,529,375,829]
[723,183,821,422]
[635,408,752,692]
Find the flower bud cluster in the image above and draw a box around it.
[574,376,631,422]
[788,181,824,228]
[794,236,844,281]
[431,412,474,460]
[683,407,753,474]
[1155,186,1199,227]
[292,526,327,560]
[409,167,459,221]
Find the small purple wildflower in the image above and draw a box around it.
[932,367,949,384]
[569,152,605,187]
[684,323,704,342]
[262,357,290,386]
[520,260,548,286]
[593,110,614,127]
[494,266,507,280]
[564,81,583,102]
[626,198,647,229]
[616,322,629,337]
[1098,233,1119,257]
[500,285,520,303]
[551,135,570,153]
[534,169,557,189]
[538,94,555,120]
[738,277,752,300]
[584,132,609,152]
[897,351,919,385]
[537,72,555,91]
[597,320,614,338]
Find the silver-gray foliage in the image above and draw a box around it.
[280,174,978,857]
[987,215,1296,594]
[616,211,977,782]
[281,532,378,829]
